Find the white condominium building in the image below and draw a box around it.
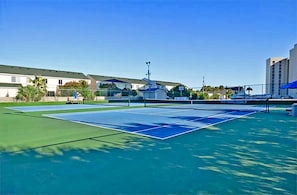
[266,44,297,98]
[266,57,289,97]
[288,44,297,98]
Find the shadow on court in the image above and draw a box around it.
[1,107,296,195]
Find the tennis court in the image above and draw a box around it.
[45,104,265,139]
[1,102,296,195]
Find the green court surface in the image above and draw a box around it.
[0,102,296,194]
[0,102,143,154]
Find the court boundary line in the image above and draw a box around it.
[44,113,163,140]
[113,105,267,120]
[5,104,127,113]
[133,110,240,133]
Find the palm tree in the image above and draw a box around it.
[17,85,37,102]
[30,75,47,96]
[17,76,47,102]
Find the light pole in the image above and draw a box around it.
[202,76,205,94]
[144,61,151,107]
[146,61,151,81]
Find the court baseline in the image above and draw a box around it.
[6,104,122,112]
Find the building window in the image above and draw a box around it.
[11,76,20,83]
[47,91,55,96]
[58,80,63,85]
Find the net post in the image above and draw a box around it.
[128,89,131,107]
[266,98,270,113]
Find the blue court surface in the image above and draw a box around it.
[6,103,137,112]
[45,105,265,140]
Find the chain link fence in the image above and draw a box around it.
[53,88,142,101]
[49,83,296,101]
[190,83,295,99]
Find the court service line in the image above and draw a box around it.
[134,110,240,133]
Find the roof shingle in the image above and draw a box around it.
[0,64,88,79]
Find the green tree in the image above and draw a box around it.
[99,83,120,90]
[211,93,220,99]
[191,92,198,100]
[58,80,94,100]
[218,85,225,91]
[16,76,47,102]
[79,80,88,88]
[97,83,122,97]
[201,85,213,93]
[199,92,209,100]
[80,87,94,100]
[225,89,233,99]
[30,76,47,96]
[131,90,138,96]
[168,85,190,98]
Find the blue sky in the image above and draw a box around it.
[0,0,296,88]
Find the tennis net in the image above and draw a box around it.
[143,100,266,112]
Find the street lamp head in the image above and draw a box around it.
[146,61,151,65]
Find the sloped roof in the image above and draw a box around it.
[156,80,181,87]
[0,64,88,79]
[88,74,145,84]
[102,79,128,83]
[88,74,181,87]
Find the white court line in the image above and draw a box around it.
[44,108,258,140]
[44,113,163,140]
[133,110,236,133]
[161,111,257,140]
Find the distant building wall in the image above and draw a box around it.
[289,44,297,82]
[0,73,28,86]
[141,89,167,100]
[131,83,145,90]
[0,65,181,101]
[288,44,297,98]
[0,87,18,97]
[266,57,282,94]
[0,73,90,97]
[88,74,178,94]
[0,64,91,99]
[266,57,289,97]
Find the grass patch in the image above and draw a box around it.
[0,102,143,154]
